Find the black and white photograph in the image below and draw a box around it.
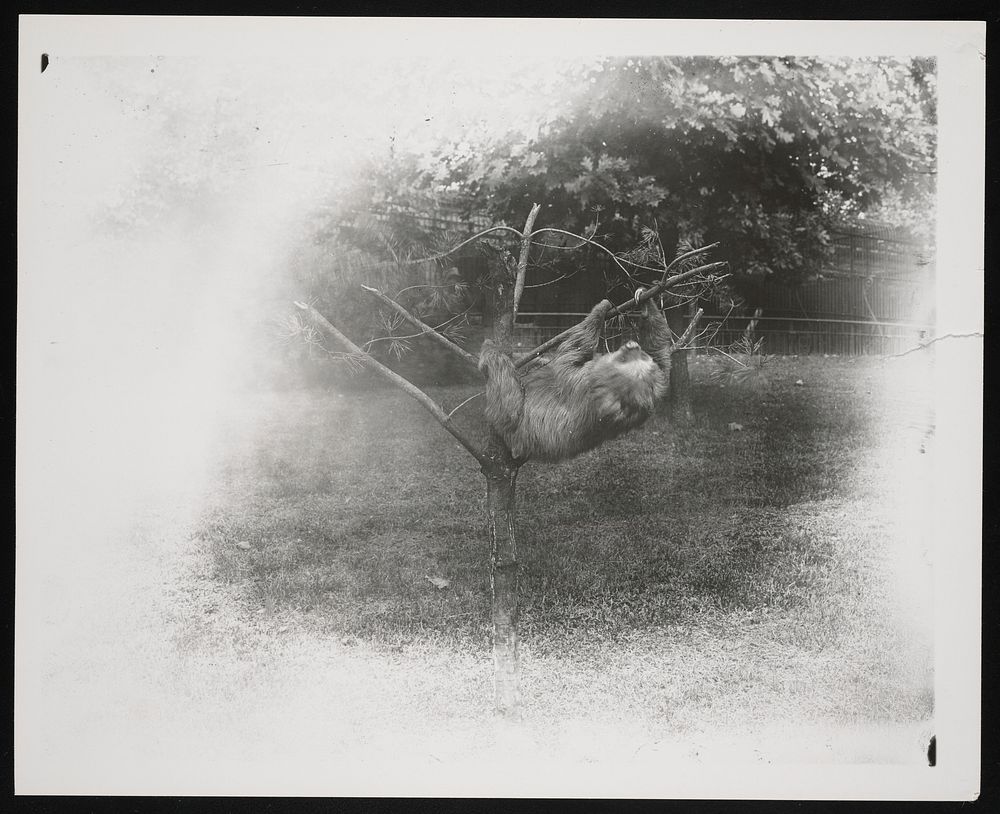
[15,17,984,799]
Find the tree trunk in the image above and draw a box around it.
[480,213,530,720]
[666,305,694,425]
[484,461,520,719]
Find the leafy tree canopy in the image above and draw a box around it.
[350,56,935,284]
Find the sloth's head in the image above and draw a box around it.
[612,339,654,366]
[597,339,661,387]
[589,339,665,417]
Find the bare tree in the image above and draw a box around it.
[295,205,720,719]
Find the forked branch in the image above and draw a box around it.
[660,242,720,283]
[672,308,705,351]
[293,301,491,470]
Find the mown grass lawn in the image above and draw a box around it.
[175,352,934,767]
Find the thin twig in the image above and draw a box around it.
[652,226,668,274]
[531,240,598,252]
[696,300,738,347]
[672,308,705,351]
[447,391,484,419]
[706,345,748,366]
[528,227,651,278]
[523,271,578,289]
[293,301,491,469]
[888,331,984,359]
[396,225,525,265]
[361,284,480,369]
[393,280,465,299]
[660,242,720,284]
[361,315,467,351]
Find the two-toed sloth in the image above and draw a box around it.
[478,297,674,462]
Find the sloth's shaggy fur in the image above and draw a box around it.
[479,298,673,462]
